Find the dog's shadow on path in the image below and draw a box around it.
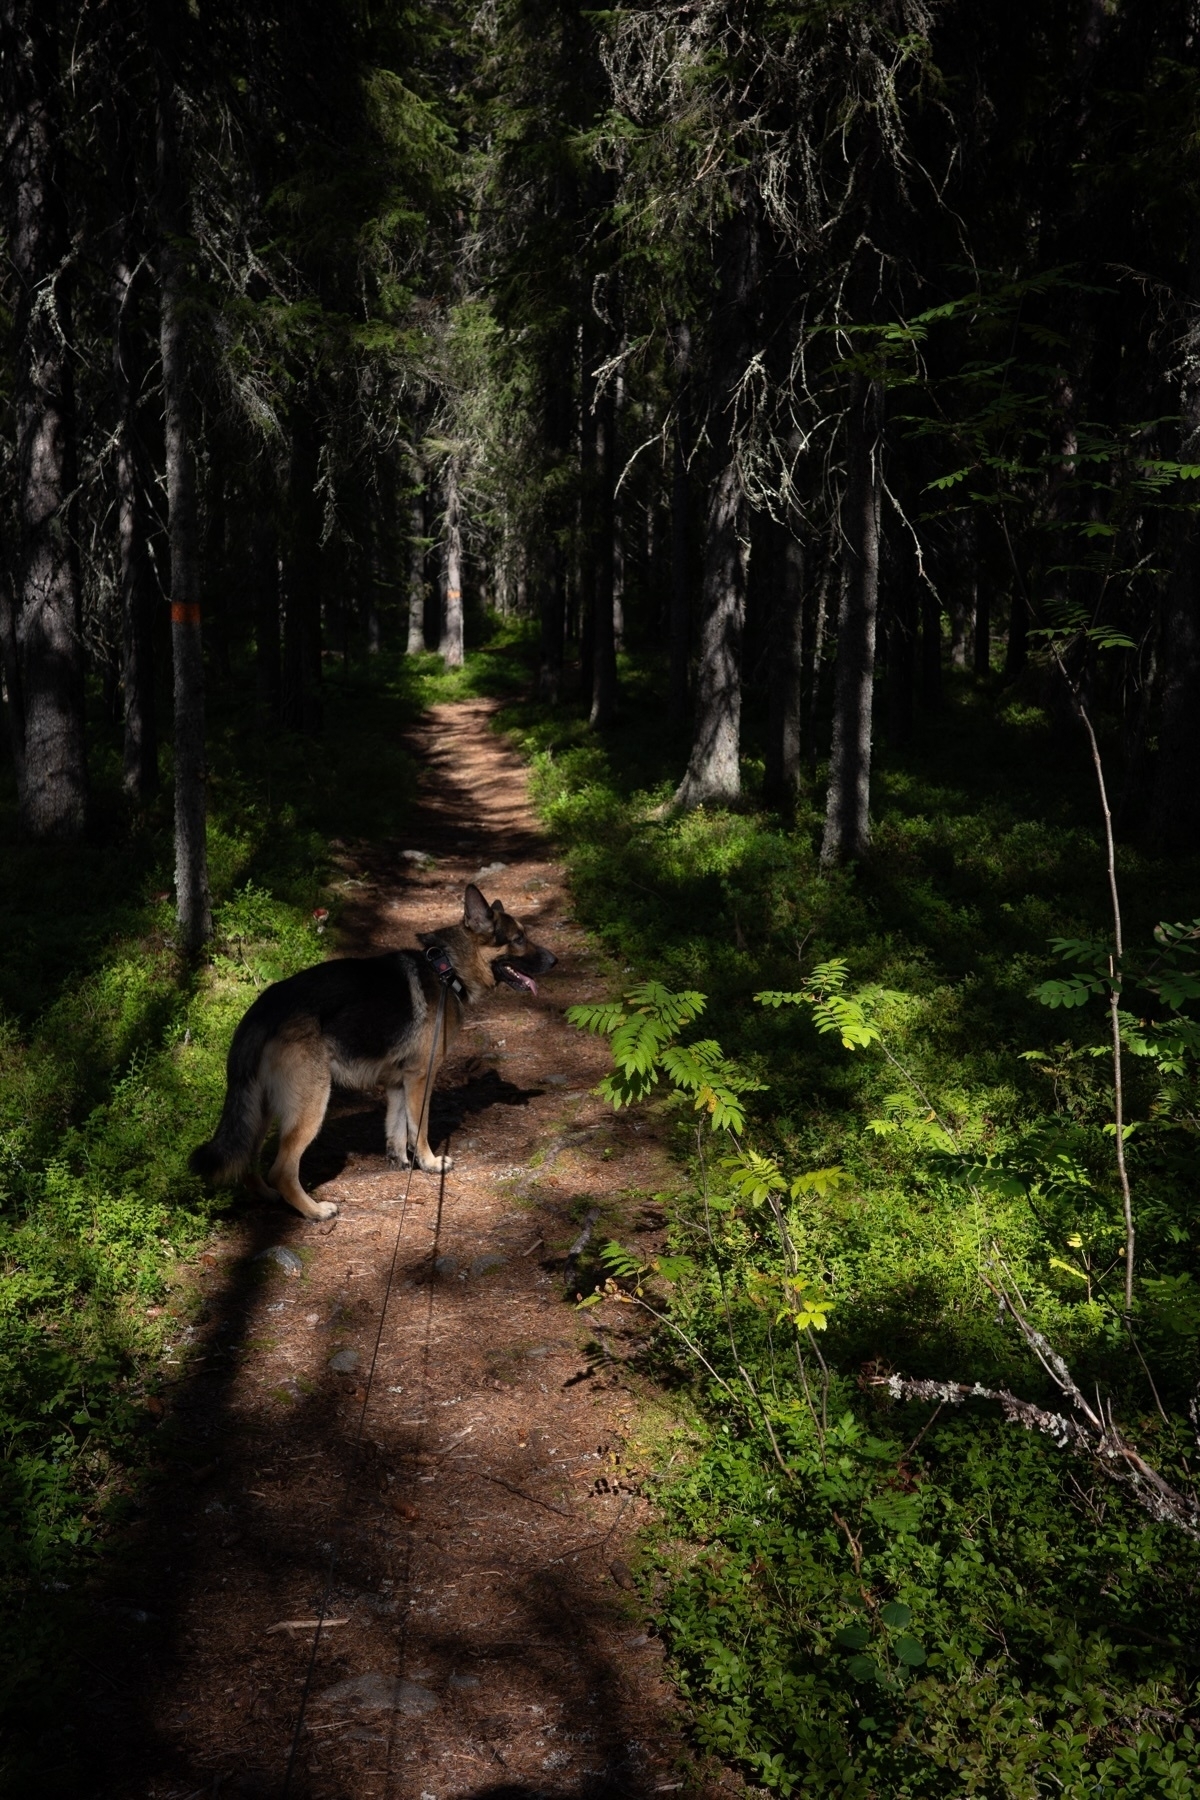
[298,1067,544,1190]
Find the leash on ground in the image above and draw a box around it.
[281,980,451,1797]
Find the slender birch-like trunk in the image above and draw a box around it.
[439,460,464,668]
[669,322,692,728]
[821,375,882,866]
[590,376,617,728]
[406,474,426,655]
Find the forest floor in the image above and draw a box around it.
[91,698,738,1800]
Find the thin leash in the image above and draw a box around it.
[281,974,451,1798]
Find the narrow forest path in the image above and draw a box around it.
[94,699,740,1800]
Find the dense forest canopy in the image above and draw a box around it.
[5,1,1200,1794]
[6,0,1200,871]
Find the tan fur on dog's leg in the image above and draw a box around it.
[384,1085,410,1169]
[266,1072,337,1221]
[403,1068,453,1174]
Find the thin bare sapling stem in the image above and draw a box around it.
[1053,649,1135,1311]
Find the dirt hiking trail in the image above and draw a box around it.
[92,699,742,1800]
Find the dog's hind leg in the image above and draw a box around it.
[402,1065,453,1175]
[262,1036,338,1220]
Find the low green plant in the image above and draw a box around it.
[567,952,1200,1789]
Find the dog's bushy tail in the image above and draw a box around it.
[189,1021,268,1185]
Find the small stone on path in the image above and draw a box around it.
[255,1245,302,1276]
[328,1349,360,1373]
[318,1670,438,1715]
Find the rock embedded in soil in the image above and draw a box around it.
[469,1252,506,1276]
[328,1348,360,1373]
[255,1245,303,1276]
[317,1671,438,1716]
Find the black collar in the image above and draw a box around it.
[423,941,467,1002]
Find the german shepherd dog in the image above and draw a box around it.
[190,884,557,1221]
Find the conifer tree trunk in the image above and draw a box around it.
[821,376,882,867]
[439,459,464,669]
[590,378,617,728]
[1151,240,1200,851]
[669,323,692,728]
[1,0,88,839]
[156,36,211,948]
[538,353,569,701]
[674,204,757,808]
[406,479,426,654]
[282,410,323,732]
[763,523,804,809]
[113,249,158,801]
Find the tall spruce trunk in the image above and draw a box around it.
[674,205,757,808]
[406,477,426,654]
[763,522,804,809]
[112,249,158,800]
[669,322,692,727]
[590,377,617,728]
[821,376,882,867]
[156,47,211,948]
[1151,238,1200,851]
[439,460,464,669]
[282,410,323,733]
[538,350,570,701]
[2,0,88,838]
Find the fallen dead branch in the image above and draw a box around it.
[867,1268,1200,1542]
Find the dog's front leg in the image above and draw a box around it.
[384,1084,411,1169]
[402,1068,453,1174]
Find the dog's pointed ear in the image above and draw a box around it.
[490,898,505,918]
[463,884,492,932]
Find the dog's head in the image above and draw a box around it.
[420,883,557,998]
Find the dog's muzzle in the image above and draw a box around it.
[493,947,557,996]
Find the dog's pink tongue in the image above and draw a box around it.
[516,970,537,994]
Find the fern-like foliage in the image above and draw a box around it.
[567,982,760,1129]
[755,958,881,1050]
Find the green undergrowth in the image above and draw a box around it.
[0,634,525,1785]
[508,662,1200,1796]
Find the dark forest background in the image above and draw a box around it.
[5,2,1200,1795]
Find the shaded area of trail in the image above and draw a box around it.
[87,699,741,1800]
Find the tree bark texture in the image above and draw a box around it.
[763,522,804,809]
[2,0,88,839]
[886,537,916,747]
[439,459,464,668]
[674,202,757,809]
[406,479,426,654]
[282,411,323,733]
[821,376,883,867]
[590,372,617,729]
[157,42,211,949]
[669,323,692,728]
[113,251,158,800]
[1150,238,1200,851]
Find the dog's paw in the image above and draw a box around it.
[385,1147,413,1170]
[418,1152,454,1174]
[310,1198,339,1221]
